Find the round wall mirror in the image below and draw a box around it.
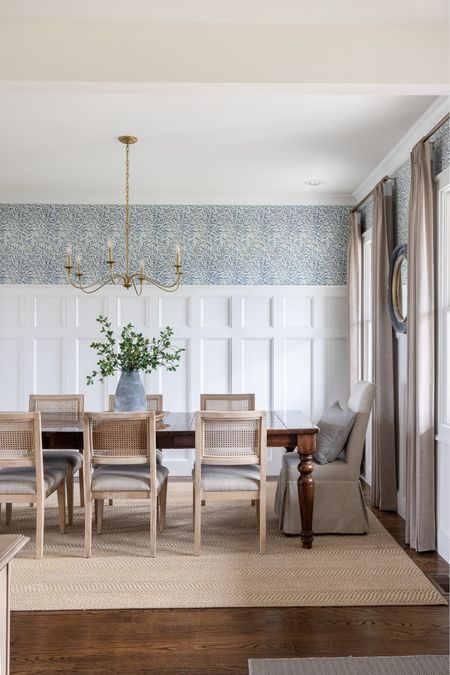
[387,243,407,333]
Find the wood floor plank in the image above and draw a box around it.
[9,498,449,674]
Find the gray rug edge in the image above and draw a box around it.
[248,654,450,675]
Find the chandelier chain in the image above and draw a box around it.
[125,140,130,276]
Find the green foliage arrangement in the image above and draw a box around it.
[86,315,183,385]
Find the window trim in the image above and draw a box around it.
[435,166,450,445]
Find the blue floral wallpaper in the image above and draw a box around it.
[1,121,447,287]
[0,204,351,286]
[361,119,450,245]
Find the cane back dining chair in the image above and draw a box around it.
[29,394,84,523]
[0,412,66,558]
[193,410,266,556]
[83,411,168,557]
[108,394,163,413]
[108,395,165,469]
[200,394,257,506]
[200,393,255,411]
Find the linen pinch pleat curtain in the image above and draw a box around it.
[371,181,397,511]
[405,140,436,552]
[347,211,362,393]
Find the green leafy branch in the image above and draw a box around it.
[86,315,184,385]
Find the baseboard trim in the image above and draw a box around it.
[437,529,450,563]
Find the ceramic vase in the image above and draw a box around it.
[113,370,146,411]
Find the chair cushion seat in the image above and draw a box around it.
[196,464,260,492]
[281,451,354,482]
[0,466,66,496]
[43,450,83,471]
[91,464,169,492]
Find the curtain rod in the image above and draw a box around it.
[419,112,449,144]
[351,113,449,214]
[351,175,391,213]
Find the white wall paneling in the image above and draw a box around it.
[0,295,23,328]
[0,285,348,476]
[0,338,23,411]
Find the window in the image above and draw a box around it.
[361,229,373,484]
[437,169,450,444]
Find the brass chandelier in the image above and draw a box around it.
[65,135,182,294]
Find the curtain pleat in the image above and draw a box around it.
[371,183,397,511]
[405,141,436,552]
[347,212,362,392]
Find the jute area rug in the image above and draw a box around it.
[248,655,450,675]
[6,483,446,611]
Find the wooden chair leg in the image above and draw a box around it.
[150,493,157,558]
[96,500,104,534]
[66,468,74,525]
[194,489,202,556]
[5,503,12,527]
[57,483,66,534]
[159,478,168,533]
[109,499,113,506]
[79,468,85,507]
[259,489,266,555]
[85,498,92,558]
[36,500,44,559]
[255,499,260,529]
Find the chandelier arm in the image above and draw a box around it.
[131,277,144,296]
[68,272,125,294]
[109,270,118,285]
[132,272,182,293]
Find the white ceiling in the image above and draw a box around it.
[0,88,438,204]
[0,0,448,23]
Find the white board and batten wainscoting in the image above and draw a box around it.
[0,285,348,476]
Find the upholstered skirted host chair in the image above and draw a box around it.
[29,394,84,523]
[193,410,266,555]
[0,412,66,558]
[83,411,169,557]
[275,380,376,535]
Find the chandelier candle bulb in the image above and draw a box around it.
[66,245,72,268]
[76,255,82,277]
[107,240,114,264]
[175,244,181,266]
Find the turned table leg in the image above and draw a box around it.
[296,433,316,549]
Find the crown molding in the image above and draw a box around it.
[0,192,355,207]
[352,95,450,202]
[0,81,448,96]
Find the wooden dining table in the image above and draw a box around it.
[40,410,318,549]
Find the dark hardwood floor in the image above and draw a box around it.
[10,490,449,675]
